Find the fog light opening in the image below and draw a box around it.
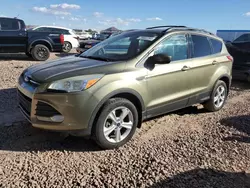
[51,115,64,122]
[37,115,64,123]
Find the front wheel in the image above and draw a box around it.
[31,44,50,61]
[93,98,138,150]
[204,80,228,112]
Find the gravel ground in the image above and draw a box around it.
[0,52,250,188]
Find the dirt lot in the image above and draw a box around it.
[0,52,250,188]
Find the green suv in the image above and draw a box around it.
[18,26,233,149]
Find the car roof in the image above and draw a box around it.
[34,26,72,31]
[0,17,23,22]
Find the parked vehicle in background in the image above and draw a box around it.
[78,31,92,40]
[0,17,64,61]
[76,39,100,53]
[18,26,233,149]
[32,26,80,53]
[217,30,250,82]
[76,31,125,53]
[92,33,99,39]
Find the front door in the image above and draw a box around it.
[145,33,193,118]
[0,18,26,53]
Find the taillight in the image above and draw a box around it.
[227,55,233,62]
[60,34,64,44]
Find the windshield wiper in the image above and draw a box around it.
[80,55,113,62]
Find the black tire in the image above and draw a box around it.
[93,98,138,150]
[25,52,32,57]
[204,80,228,112]
[62,42,72,53]
[31,44,50,61]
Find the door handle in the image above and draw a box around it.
[181,65,190,71]
[212,60,219,65]
[18,33,24,36]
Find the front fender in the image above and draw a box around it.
[87,73,148,130]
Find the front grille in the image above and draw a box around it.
[18,90,32,116]
[35,102,61,117]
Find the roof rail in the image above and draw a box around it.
[167,27,215,35]
[146,25,187,29]
[146,25,215,36]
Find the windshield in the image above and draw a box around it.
[80,31,161,61]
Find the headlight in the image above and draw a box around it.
[48,74,103,93]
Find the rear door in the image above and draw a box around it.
[0,18,26,52]
[187,34,223,104]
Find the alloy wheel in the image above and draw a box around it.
[214,85,226,108]
[103,107,134,143]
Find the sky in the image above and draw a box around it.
[1,0,250,32]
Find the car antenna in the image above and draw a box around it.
[14,14,19,19]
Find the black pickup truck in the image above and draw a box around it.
[0,17,64,61]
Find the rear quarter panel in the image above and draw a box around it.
[27,31,62,51]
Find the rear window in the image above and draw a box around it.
[191,35,211,58]
[210,38,222,54]
[34,27,70,34]
[0,19,20,31]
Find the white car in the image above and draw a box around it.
[32,26,80,53]
[77,31,92,40]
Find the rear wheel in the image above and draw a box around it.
[204,80,228,112]
[31,44,50,61]
[93,98,138,150]
[63,42,72,53]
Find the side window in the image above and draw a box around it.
[234,34,250,42]
[210,38,222,54]
[0,19,20,31]
[35,27,47,32]
[154,34,188,61]
[191,35,211,58]
[62,29,70,34]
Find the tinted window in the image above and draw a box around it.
[0,19,19,30]
[154,34,188,61]
[34,27,49,32]
[210,38,222,54]
[234,34,250,42]
[191,35,211,58]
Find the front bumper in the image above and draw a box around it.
[17,76,99,134]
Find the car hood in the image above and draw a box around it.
[24,55,125,83]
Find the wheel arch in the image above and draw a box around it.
[28,40,52,53]
[89,88,145,134]
[216,74,231,94]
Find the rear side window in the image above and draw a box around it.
[61,29,70,34]
[35,27,49,32]
[191,35,211,58]
[0,19,20,31]
[234,34,250,42]
[210,38,222,54]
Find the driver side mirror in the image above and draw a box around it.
[144,53,171,70]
